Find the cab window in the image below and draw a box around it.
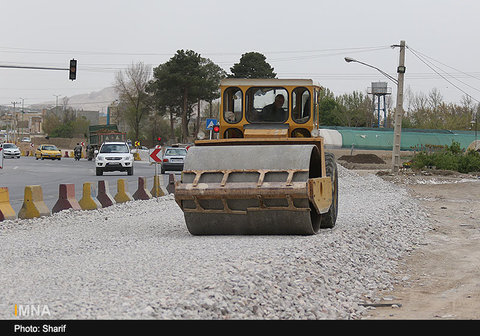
[246,87,288,123]
[292,87,311,124]
[223,87,243,124]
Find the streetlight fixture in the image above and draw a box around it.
[344,57,398,84]
[344,40,406,173]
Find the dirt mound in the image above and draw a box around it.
[338,153,386,164]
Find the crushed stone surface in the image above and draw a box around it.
[0,166,431,319]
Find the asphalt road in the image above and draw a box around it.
[0,156,179,212]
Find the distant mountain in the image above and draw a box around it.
[31,87,118,115]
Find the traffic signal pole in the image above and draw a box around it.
[0,59,77,80]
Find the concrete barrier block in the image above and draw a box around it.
[52,184,82,213]
[97,180,116,208]
[114,178,133,204]
[0,187,16,221]
[79,182,102,210]
[166,173,176,194]
[151,175,167,197]
[18,185,51,219]
[132,176,152,200]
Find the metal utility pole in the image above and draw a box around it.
[11,101,21,143]
[19,98,25,141]
[391,40,406,173]
[54,94,61,112]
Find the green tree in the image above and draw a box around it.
[319,96,340,126]
[405,89,475,130]
[149,50,225,142]
[334,91,372,127]
[318,88,341,126]
[229,52,276,78]
[42,106,89,138]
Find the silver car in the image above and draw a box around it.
[1,143,21,159]
[161,147,187,174]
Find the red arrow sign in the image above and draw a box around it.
[150,147,162,162]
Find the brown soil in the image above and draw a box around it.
[338,153,386,164]
[363,170,480,320]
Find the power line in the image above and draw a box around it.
[0,45,392,57]
[407,45,480,103]
[407,46,480,94]
[407,47,480,82]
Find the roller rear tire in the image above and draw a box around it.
[320,152,338,229]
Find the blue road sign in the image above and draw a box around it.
[206,118,218,130]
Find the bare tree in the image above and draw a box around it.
[114,62,152,140]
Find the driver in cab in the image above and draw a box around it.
[259,94,286,122]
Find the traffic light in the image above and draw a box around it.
[69,59,77,80]
[213,125,220,133]
[157,137,162,142]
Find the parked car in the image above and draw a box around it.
[35,144,62,160]
[1,143,21,159]
[161,146,187,174]
[95,142,134,176]
[21,137,31,143]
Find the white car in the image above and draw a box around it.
[95,142,134,176]
[1,143,21,159]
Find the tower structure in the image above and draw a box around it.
[368,82,391,128]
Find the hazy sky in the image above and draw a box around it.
[1,0,480,109]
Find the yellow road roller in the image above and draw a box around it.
[175,78,338,235]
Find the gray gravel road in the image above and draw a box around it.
[0,166,430,319]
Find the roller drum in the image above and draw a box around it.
[175,145,326,235]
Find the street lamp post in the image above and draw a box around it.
[471,112,478,143]
[19,98,25,141]
[345,40,406,173]
[11,101,21,143]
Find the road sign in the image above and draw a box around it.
[150,147,162,162]
[206,118,218,130]
[135,141,140,147]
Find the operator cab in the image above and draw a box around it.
[220,78,321,139]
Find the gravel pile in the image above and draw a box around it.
[0,166,431,320]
